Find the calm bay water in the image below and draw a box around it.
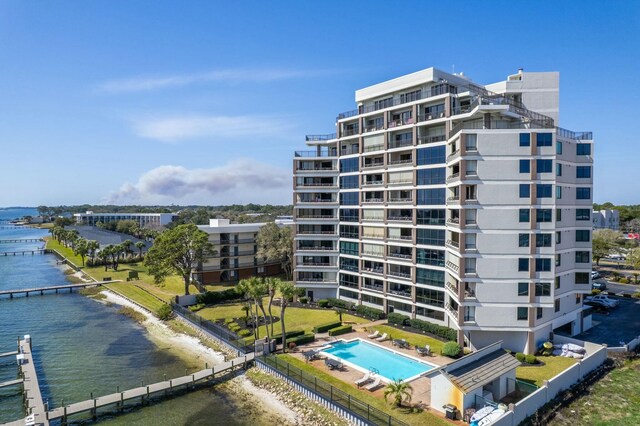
[0,208,274,425]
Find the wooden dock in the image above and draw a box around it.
[0,350,19,358]
[0,239,43,244]
[0,249,47,256]
[46,352,255,423]
[17,338,49,426]
[0,281,116,299]
[0,378,24,389]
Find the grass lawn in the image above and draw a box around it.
[278,354,449,426]
[370,325,446,355]
[516,356,577,387]
[103,282,166,313]
[198,304,369,337]
[550,358,640,425]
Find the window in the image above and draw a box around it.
[535,258,551,272]
[340,192,358,205]
[518,282,529,296]
[519,209,530,223]
[466,209,477,225]
[536,209,552,223]
[576,251,590,263]
[415,288,445,307]
[537,307,543,319]
[340,258,359,273]
[556,163,562,176]
[519,159,530,173]
[537,159,552,173]
[555,299,560,313]
[417,168,445,185]
[518,258,529,272]
[465,233,477,249]
[536,234,552,247]
[257,266,265,273]
[465,185,477,200]
[340,225,359,238]
[416,268,444,287]
[575,272,589,284]
[556,231,562,244]
[417,229,445,246]
[519,233,530,247]
[555,276,561,289]
[464,258,477,274]
[417,188,445,205]
[465,134,477,151]
[576,187,591,199]
[339,241,359,256]
[517,307,528,320]
[537,184,552,198]
[340,175,359,189]
[576,230,590,242]
[557,141,563,154]
[576,294,581,304]
[577,143,591,155]
[556,186,562,199]
[417,209,445,225]
[537,133,553,147]
[340,208,359,222]
[465,160,477,176]
[519,133,530,147]
[555,254,561,266]
[519,184,531,198]
[576,166,591,179]
[576,209,590,221]
[416,249,445,267]
[340,158,359,173]
[417,145,446,165]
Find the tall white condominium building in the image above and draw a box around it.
[292,68,593,354]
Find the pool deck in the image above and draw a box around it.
[292,328,454,412]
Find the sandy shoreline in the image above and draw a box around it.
[99,290,300,424]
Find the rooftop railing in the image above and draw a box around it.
[294,150,336,158]
[305,133,337,142]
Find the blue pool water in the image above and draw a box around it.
[322,339,433,381]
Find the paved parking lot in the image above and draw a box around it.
[572,297,640,347]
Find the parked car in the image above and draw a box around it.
[585,294,619,308]
[584,298,612,310]
[592,281,607,291]
[591,271,601,280]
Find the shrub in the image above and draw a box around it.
[619,278,630,284]
[224,318,235,324]
[238,329,252,337]
[408,318,457,341]
[328,325,352,336]
[299,296,309,304]
[327,298,355,310]
[632,292,640,299]
[272,330,305,344]
[288,333,315,346]
[188,303,205,312]
[515,352,526,362]
[442,341,461,358]
[463,347,473,355]
[156,304,172,321]
[195,288,242,305]
[314,321,342,333]
[387,312,410,326]
[317,299,330,308]
[525,354,537,364]
[591,289,601,295]
[228,323,242,332]
[355,305,385,320]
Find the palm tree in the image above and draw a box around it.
[278,281,297,353]
[73,238,89,266]
[135,241,146,259]
[237,279,258,338]
[383,379,413,407]
[265,277,281,337]
[335,307,346,322]
[246,277,270,340]
[87,240,100,263]
[122,240,133,259]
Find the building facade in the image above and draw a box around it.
[196,219,290,284]
[73,211,177,228]
[592,209,619,230]
[293,68,593,354]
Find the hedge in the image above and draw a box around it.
[515,352,526,362]
[387,312,410,326]
[328,325,352,336]
[326,298,355,310]
[408,318,457,341]
[287,333,315,346]
[317,299,330,308]
[196,288,242,305]
[525,354,537,364]
[272,330,305,344]
[355,305,385,320]
[442,341,461,357]
[314,321,343,333]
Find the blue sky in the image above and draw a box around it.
[0,1,638,206]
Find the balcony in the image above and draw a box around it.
[388,270,412,280]
[388,117,414,128]
[446,239,460,249]
[446,260,460,272]
[364,124,384,133]
[447,150,460,162]
[388,197,413,203]
[446,172,460,182]
[388,288,412,298]
[445,281,458,295]
[363,161,385,169]
[445,304,459,319]
[297,245,335,251]
[388,252,412,260]
[295,150,336,158]
[363,198,384,204]
[362,266,384,275]
[364,144,385,153]
[363,283,384,292]
[388,139,413,150]
[447,196,460,203]
[417,134,446,145]
[299,261,334,267]
[342,128,359,137]
[363,179,384,186]
[388,158,413,167]
[417,111,446,122]
[296,214,336,220]
[305,133,337,142]
[297,230,336,235]
[388,215,412,221]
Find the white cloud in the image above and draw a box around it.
[104,160,291,205]
[98,68,331,93]
[131,114,292,143]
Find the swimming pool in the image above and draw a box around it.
[321,339,435,382]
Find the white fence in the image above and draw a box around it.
[492,344,608,426]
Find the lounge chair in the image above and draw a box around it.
[354,372,373,387]
[325,358,343,370]
[393,339,410,349]
[375,333,388,342]
[365,377,382,391]
[303,350,320,362]
[367,330,380,339]
[416,344,431,356]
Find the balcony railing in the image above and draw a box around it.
[296,166,337,172]
[417,134,446,145]
[388,158,413,166]
[305,133,336,142]
[298,198,337,204]
[295,150,336,158]
[364,144,384,152]
[388,139,413,149]
[298,230,336,235]
[363,284,384,292]
[447,217,460,225]
[417,111,446,122]
[388,179,412,186]
[362,233,383,239]
[297,246,335,251]
[297,277,336,283]
[447,196,460,202]
[362,266,384,275]
[447,150,460,161]
[446,260,460,272]
[388,289,411,298]
[362,250,383,257]
[363,198,384,204]
[445,304,459,318]
[339,232,359,239]
[388,252,412,260]
[363,180,384,186]
[296,215,336,219]
[363,162,384,169]
[296,182,337,187]
[388,216,412,221]
[388,270,411,280]
[342,128,359,137]
[364,124,384,133]
[446,172,460,182]
[299,262,334,267]
[388,235,412,241]
[388,197,413,203]
[446,239,460,249]
[388,117,414,127]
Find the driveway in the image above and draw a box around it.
[572,298,640,347]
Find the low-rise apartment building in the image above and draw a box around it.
[73,211,177,228]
